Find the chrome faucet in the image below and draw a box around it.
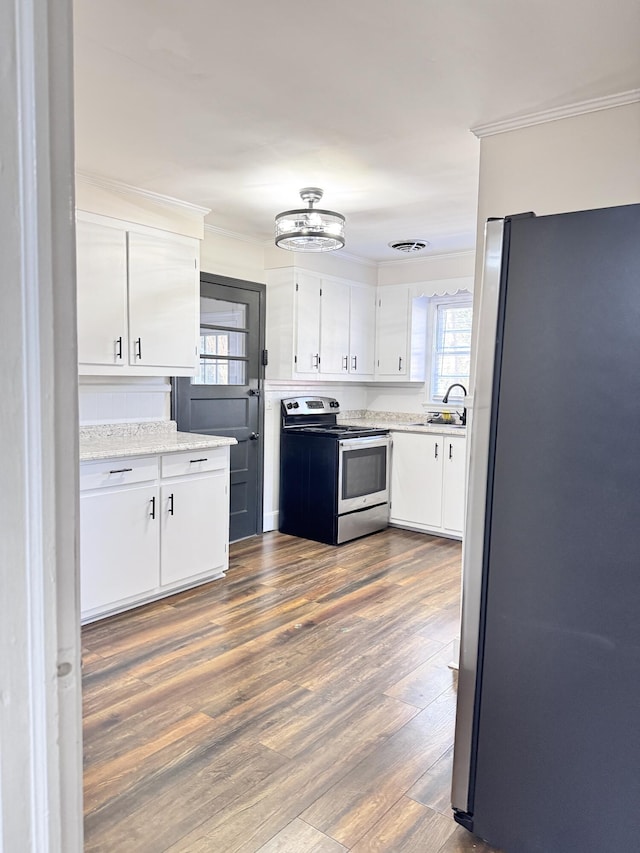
[442,383,468,426]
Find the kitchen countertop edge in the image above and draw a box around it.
[80,431,237,463]
[339,417,466,436]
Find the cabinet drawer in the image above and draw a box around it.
[161,447,227,478]
[80,455,159,491]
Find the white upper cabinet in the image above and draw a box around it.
[348,284,376,376]
[76,212,199,377]
[374,286,428,381]
[76,217,128,368]
[319,278,351,374]
[375,284,411,379]
[294,271,322,374]
[128,231,198,370]
[266,267,376,381]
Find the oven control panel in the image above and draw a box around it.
[282,396,340,415]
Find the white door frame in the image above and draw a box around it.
[1,0,82,850]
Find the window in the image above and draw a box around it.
[192,296,248,385]
[429,296,472,402]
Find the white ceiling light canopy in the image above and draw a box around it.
[274,187,345,252]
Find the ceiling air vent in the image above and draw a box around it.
[388,239,430,253]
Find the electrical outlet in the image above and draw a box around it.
[265,398,273,411]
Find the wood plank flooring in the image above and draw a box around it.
[82,528,503,852]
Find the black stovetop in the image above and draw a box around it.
[282,423,388,439]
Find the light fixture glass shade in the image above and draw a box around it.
[275,187,345,252]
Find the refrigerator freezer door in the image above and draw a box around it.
[461,204,640,853]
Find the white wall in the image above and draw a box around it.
[200,226,267,283]
[378,250,475,286]
[475,102,640,277]
[79,377,170,424]
[471,101,640,385]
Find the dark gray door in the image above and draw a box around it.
[173,273,265,542]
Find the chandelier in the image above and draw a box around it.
[274,187,345,252]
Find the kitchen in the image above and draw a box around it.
[3,1,640,852]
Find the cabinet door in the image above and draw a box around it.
[80,485,159,615]
[128,231,198,369]
[160,473,228,587]
[442,435,467,533]
[390,432,443,528]
[294,271,322,374]
[320,279,351,374]
[76,217,128,367]
[375,285,410,377]
[349,285,376,375]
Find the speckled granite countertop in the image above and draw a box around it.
[80,421,237,462]
[338,410,466,436]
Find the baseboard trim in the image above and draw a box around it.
[263,511,279,532]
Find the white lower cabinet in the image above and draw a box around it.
[441,435,466,533]
[80,448,230,622]
[390,431,467,538]
[390,432,443,529]
[160,472,228,587]
[80,483,159,614]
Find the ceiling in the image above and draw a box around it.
[73,0,640,262]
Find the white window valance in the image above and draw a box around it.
[410,276,474,298]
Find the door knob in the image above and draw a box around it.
[249,432,260,440]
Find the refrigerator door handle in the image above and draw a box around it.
[451,217,506,815]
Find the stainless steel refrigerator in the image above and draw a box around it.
[451,203,640,853]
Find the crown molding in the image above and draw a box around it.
[472,89,640,138]
[203,222,266,247]
[378,249,475,268]
[76,172,211,216]
[332,249,378,268]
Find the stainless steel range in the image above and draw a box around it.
[279,396,391,545]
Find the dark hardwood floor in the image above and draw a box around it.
[82,528,502,852]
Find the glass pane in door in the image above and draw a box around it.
[200,296,246,329]
[200,329,247,357]
[192,358,246,385]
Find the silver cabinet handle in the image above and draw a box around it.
[312,353,319,369]
[149,496,156,519]
[108,467,133,474]
[115,336,123,361]
[352,355,357,370]
[134,337,142,359]
[449,443,453,460]
[398,356,403,371]
[189,457,208,463]
[435,442,439,459]
[168,493,174,515]
[342,356,348,370]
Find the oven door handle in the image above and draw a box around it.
[338,436,390,450]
